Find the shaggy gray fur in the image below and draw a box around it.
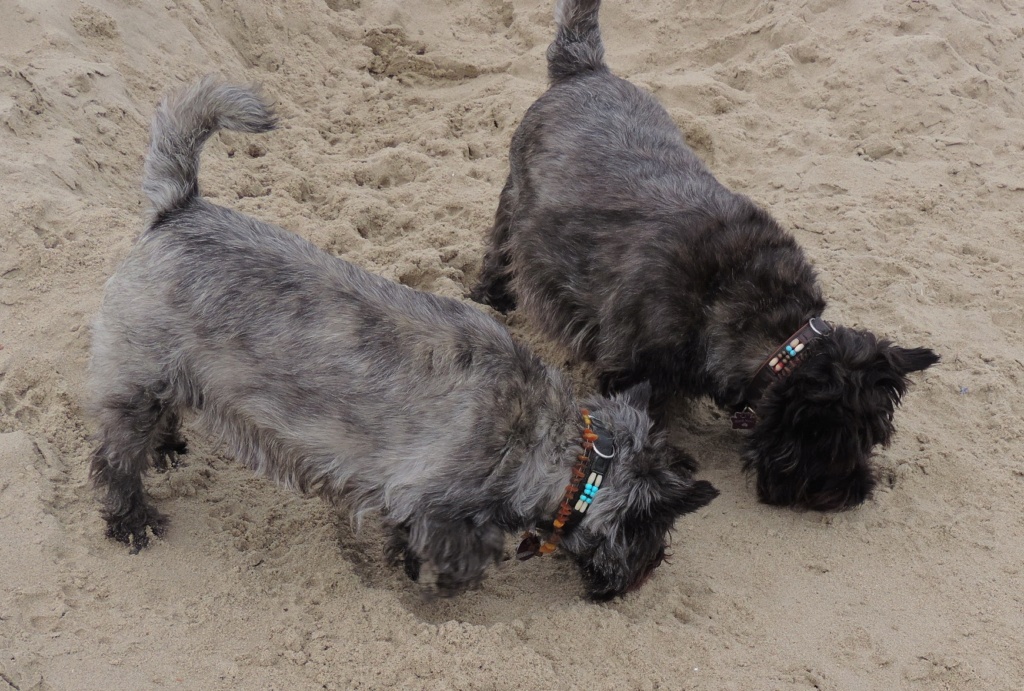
[87,76,717,599]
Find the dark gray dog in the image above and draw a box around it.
[87,77,718,599]
[472,0,938,511]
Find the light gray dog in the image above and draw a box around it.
[88,77,718,599]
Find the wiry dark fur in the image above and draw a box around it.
[87,76,718,599]
[471,0,938,511]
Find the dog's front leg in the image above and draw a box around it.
[406,515,504,597]
[89,390,176,552]
[470,176,519,313]
[384,522,422,582]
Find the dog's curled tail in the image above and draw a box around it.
[143,75,276,216]
[547,0,606,83]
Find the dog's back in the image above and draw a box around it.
[480,0,754,370]
[539,0,716,202]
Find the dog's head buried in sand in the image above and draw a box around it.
[472,0,939,511]
[87,76,718,600]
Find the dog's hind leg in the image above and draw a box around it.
[152,411,188,472]
[471,176,519,313]
[89,384,180,552]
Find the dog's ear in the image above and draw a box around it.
[621,447,718,519]
[618,381,652,410]
[830,327,936,401]
[887,346,939,375]
[669,479,719,516]
[870,343,938,408]
[620,472,718,519]
[645,475,718,518]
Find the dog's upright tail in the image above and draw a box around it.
[547,0,607,83]
[143,75,276,217]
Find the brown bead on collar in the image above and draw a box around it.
[731,317,832,430]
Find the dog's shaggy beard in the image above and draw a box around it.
[566,488,714,601]
[743,327,940,510]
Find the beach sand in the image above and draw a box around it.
[1,0,1022,688]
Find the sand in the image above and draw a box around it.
[1,0,1022,688]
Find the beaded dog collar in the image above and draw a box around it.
[731,317,832,430]
[516,409,615,560]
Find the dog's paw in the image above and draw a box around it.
[433,572,482,598]
[153,438,189,472]
[104,504,168,554]
[469,282,517,314]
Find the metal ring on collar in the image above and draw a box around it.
[808,317,831,336]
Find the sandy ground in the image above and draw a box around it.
[1,0,1023,688]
